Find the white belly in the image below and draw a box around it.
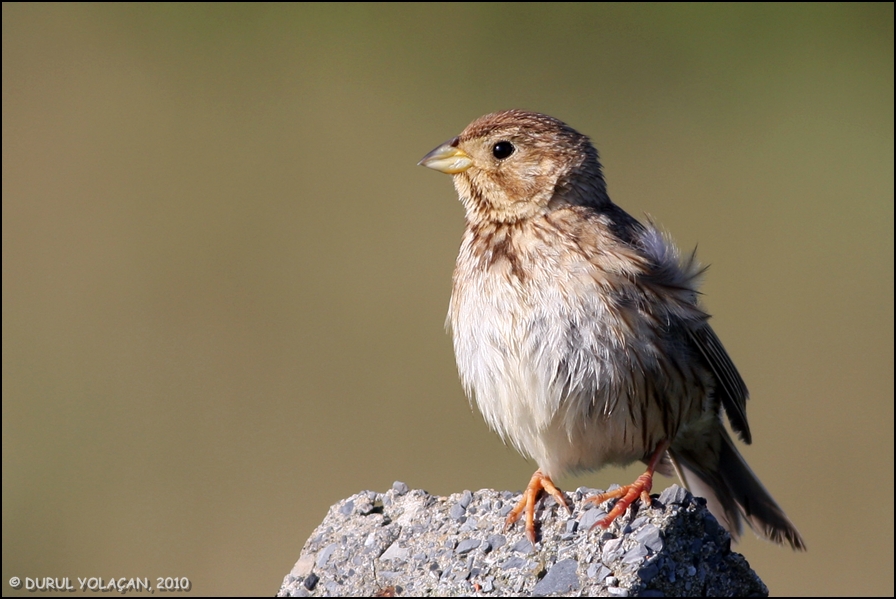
[450,252,670,478]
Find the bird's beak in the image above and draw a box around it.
[418,137,472,174]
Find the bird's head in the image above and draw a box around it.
[419,110,610,225]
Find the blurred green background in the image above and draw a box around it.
[3,3,892,596]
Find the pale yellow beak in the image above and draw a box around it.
[418,138,473,174]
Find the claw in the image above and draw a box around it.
[586,440,670,530]
[505,469,571,544]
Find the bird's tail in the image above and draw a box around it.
[669,429,806,550]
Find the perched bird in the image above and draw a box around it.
[419,110,805,550]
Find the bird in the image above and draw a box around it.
[418,109,805,550]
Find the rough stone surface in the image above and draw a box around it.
[277,483,769,597]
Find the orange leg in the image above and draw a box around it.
[587,440,671,530]
[505,469,571,544]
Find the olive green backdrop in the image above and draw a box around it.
[3,3,893,596]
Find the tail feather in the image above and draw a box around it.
[670,430,806,551]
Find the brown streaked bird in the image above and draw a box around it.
[419,109,805,550]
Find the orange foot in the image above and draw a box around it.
[587,440,670,530]
[505,469,571,544]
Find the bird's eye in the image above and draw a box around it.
[492,141,515,160]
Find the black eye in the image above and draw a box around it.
[492,141,515,160]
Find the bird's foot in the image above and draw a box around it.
[587,440,671,530]
[505,469,571,544]
[586,471,655,529]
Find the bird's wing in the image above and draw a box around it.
[630,222,752,444]
[688,324,751,444]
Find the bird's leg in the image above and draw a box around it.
[588,440,671,530]
[505,469,571,544]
